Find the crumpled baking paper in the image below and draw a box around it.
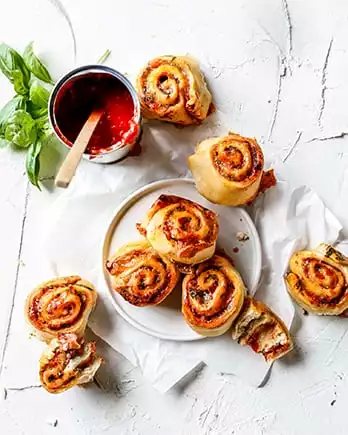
[45,123,342,393]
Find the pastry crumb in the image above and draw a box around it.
[46,419,58,427]
[236,232,249,242]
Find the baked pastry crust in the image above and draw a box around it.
[188,132,264,206]
[39,333,102,394]
[136,55,212,125]
[182,254,245,336]
[231,296,293,362]
[105,240,180,306]
[137,194,218,265]
[25,276,97,342]
[285,244,348,315]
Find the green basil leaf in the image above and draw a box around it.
[29,80,50,108]
[0,95,27,135]
[36,114,52,140]
[0,44,30,94]
[23,42,53,85]
[26,101,48,119]
[0,138,10,148]
[26,140,42,189]
[12,70,29,95]
[5,109,37,148]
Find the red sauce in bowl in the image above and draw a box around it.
[53,72,138,155]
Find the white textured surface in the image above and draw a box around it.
[2,0,348,434]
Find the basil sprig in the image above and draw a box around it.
[0,42,55,189]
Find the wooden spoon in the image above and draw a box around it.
[55,109,104,188]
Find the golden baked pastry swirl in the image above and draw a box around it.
[39,333,103,394]
[285,244,348,315]
[136,55,212,125]
[137,195,219,265]
[25,276,97,342]
[105,240,180,306]
[231,296,293,362]
[188,132,264,206]
[182,254,245,336]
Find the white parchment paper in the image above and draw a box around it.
[45,124,342,392]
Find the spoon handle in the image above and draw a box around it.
[55,109,103,188]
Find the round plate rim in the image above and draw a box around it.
[102,177,262,341]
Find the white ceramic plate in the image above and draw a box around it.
[102,178,262,341]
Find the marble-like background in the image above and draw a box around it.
[1,0,348,434]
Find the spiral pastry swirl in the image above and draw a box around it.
[39,333,103,394]
[138,195,218,265]
[106,240,180,306]
[285,244,348,315]
[188,132,265,206]
[182,255,245,336]
[136,56,213,125]
[25,276,97,342]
